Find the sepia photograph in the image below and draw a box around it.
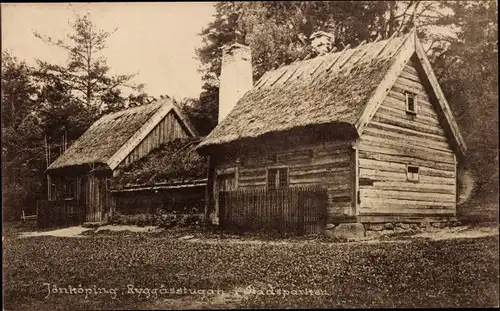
[1,1,498,310]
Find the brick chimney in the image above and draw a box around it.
[310,31,335,54]
[218,43,253,123]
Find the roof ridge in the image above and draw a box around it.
[258,32,409,87]
[97,100,163,124]
[171,100,199,137]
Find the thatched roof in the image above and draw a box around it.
[111,137,207,188]
[198,33,410,149]
[47,98,196,171]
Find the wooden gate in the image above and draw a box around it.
[84,172,110,222]
[218,187,328,235]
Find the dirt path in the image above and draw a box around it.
[412,225,498,241]
[13,224,499,245]
[17,225,162,238]
[18,226,91,238]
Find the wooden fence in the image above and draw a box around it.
[37,199,85,229]
[218,187,328,235]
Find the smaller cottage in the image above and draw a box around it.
[45,98,199,223]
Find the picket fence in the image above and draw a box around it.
[218,187,328,235]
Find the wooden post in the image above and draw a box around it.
[36,202,40,228]
[204,156,215,222]
[44,134,48,168]
[350,139,360,217]
[47,175,51,200]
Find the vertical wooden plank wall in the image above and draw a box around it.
[121,112,189,167]
[357,57,456,221]
[47,175,52,200]
[88,173,95,222]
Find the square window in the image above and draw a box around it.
[267,167,288,190]
[406,92,417,114]
[407,165,420,182]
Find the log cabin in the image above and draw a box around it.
[45,98,199,223]
[197,29,467,233]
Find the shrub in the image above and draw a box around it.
[108,213,155,227]
[153,206,203,228]
[109,207,204,229]
[2,183,26,221]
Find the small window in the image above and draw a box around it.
[406,92,417,114]
[267,167,288,190]
[407,165,420,182]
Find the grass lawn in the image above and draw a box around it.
[3,231,499,310]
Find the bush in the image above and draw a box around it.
[2,183,27,221]
[153,207,203,228]
[109,207,204,229]
[108,213,155,227]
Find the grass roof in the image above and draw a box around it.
[47,101,164,171]
[111,137,207,188]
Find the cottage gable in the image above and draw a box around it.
[116,110,193,168]
[362,56,454,155]
[357,54,457,221]
[356,30,466,157]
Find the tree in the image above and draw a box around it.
[1,51,45,219]
[431,0,498,200]
[33,13,148,115]
[177,97,217,136]
[1,51,39,128]
[33,12,154,165]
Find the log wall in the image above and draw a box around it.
[358,57,457,222]
[214,140,354,222]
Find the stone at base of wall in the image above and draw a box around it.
[364,220,458,234]
[367,223,384,231]
[325,223,365,240]
[326,219,459,239]
[325,223,336,230]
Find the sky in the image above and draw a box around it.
[1,2,216,100]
